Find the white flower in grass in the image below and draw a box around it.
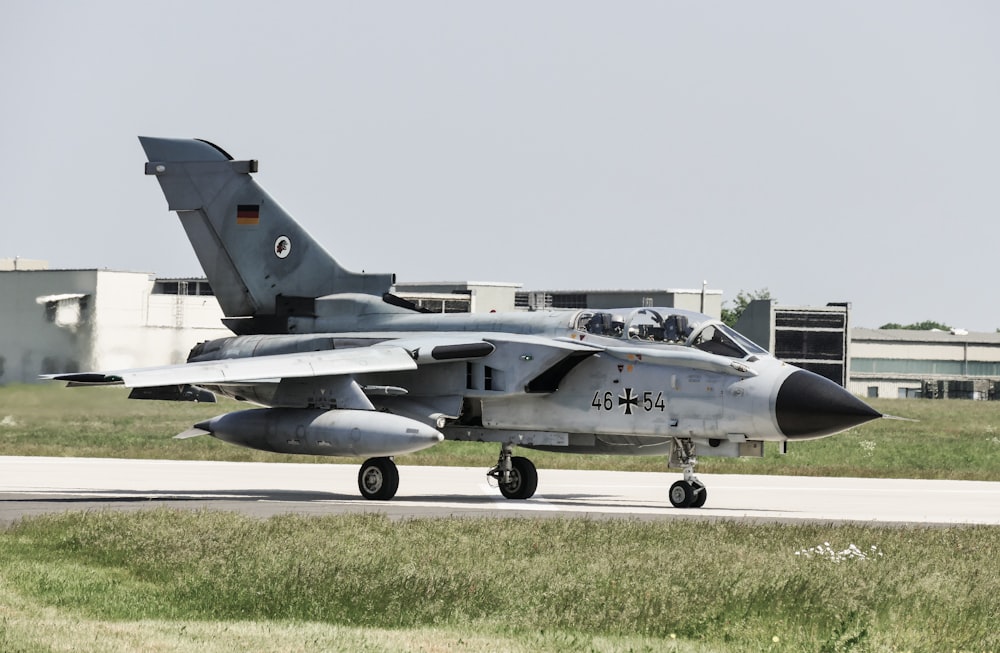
[794,542,883,562]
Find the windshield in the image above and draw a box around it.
[688,322,766,358]
[574,307,767,359]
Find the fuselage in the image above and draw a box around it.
[190,303,880,457]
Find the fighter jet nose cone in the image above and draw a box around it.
[776,369,882,439]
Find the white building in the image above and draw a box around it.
[849,328,1000,399]
[0,266,228,384]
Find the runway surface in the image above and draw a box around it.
[1,456,998,526]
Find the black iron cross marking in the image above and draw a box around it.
[618,387,638,415]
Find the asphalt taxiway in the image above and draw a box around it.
[1,456,997,526]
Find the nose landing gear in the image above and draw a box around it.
[668,438,707,508]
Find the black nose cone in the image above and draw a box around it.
[776,369,882,439]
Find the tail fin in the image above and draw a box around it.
[138,137,394,318]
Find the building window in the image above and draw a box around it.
[867,386,879,398]
[154,279,213,295]
[550,294,586,309]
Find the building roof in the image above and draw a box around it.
[852,327,1000,345]
[529,288,723,295]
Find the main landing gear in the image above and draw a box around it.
[668,437,707,508]
[357,444,704,507]
[358,457,399,501]
[487,443,538,500]
[359,446,540,502]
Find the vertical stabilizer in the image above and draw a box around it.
[139,137,393,318]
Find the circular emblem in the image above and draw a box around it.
[274,235,292,259]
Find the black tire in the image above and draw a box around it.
[358,457,399,501]
[669,480,694,508]
[689,483,708,508]
[499,456,538,500]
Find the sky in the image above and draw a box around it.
[2,1,999,330]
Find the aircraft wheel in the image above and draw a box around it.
[499,456,537,500]
[669,480,694,508]
[358,457,399,501]
[690,482,708,508]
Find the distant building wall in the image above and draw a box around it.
[468,284,520,313]
[735,300,852,386]
[0,270,230,384]
[514,288,723,319]
[395,282,521,314]
[849,328,1000,399]
[0,270,99,382]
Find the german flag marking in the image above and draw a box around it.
[236,204,260,225]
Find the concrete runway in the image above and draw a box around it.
[1,456,998,526]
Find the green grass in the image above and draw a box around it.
[0,510,997,652]
[1,384,999,480]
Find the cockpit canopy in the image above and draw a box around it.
[574,307,768,359]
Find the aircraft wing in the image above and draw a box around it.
[43,334,507,389]
[44,345,419,388]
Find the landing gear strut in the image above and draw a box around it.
[668,438,707,508]
[358,457,399,501]
[487,443,538,500]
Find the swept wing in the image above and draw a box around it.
[45,345,418,387]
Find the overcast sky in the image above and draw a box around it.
[3,1,998,330]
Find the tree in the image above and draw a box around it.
[721,288,773,328]
[878,320,951,331]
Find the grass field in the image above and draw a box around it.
[1,383,999,480]
[0,510,997,652]
[1,383,999,651]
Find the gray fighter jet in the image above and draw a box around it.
[48,137,882,507]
